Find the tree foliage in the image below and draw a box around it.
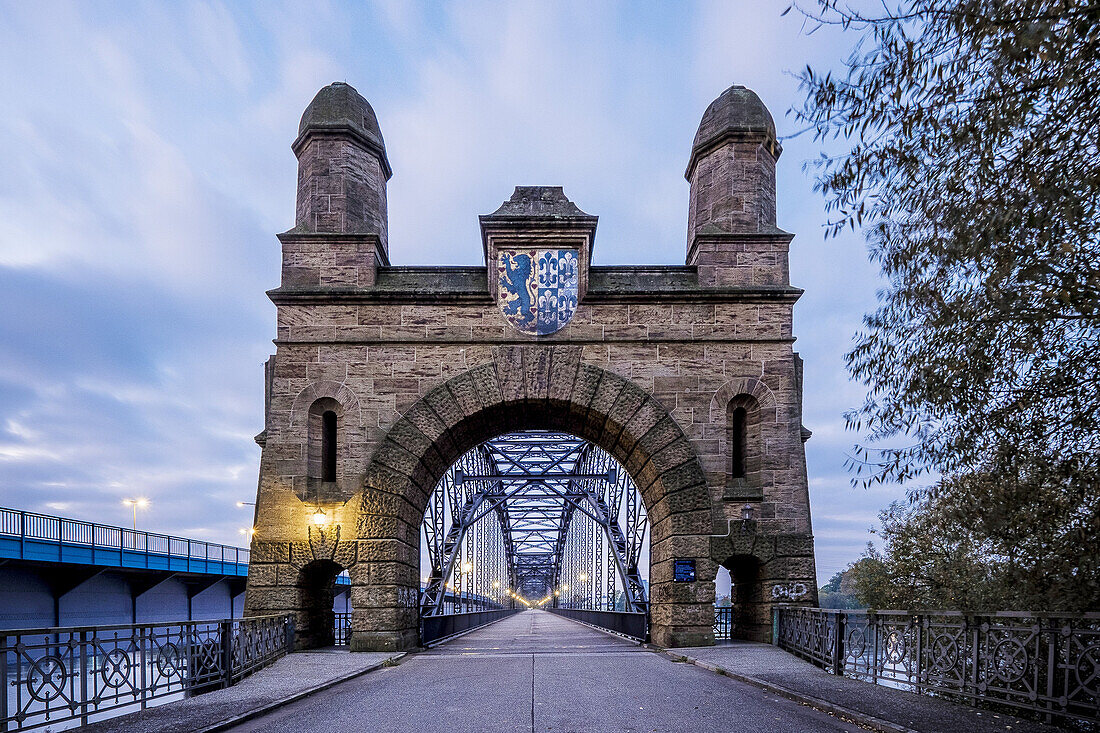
[792,0,1100,609]
[819,565,867,608]
[849,500,1010,609]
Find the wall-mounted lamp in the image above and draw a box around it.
[311,508,329,526]
[741,504,756,523]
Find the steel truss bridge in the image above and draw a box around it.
[420,432,648,617]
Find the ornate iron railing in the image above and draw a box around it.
[774,607,1100,724]
[714,606,734,641]
[0,614,293,731]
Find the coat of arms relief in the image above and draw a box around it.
[480,186,596,338]
[497,248,579,335]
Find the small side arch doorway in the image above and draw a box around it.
[296,559,345,649]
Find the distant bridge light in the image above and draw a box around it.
[121,498,149,531]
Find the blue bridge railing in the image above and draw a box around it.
[0,506,250,577]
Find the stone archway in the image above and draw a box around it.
[349,344,715,651]
[244,82,820,655]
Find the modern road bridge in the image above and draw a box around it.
[0,506,349,629]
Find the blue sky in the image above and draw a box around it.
[0,1,900,584]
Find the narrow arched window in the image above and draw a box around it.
[731,406,747,479]
[322,410,337,482]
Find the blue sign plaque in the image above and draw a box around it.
[673,559,696,582]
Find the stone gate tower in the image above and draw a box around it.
[244,81,817,650]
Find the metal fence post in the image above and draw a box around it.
[79,629,89,726]
[832,611,846,676]
[870,611,879,685]
[139,625,148,709]
[772,606,780,646]
[1044,616,1056,723]
[2,631,9,732]
[221,620,234,688]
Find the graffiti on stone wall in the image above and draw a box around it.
[399,586,419,609]
[771,582,809,601]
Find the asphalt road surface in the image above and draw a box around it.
[226,610,862,732]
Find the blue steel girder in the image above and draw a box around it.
[419,431,648,616]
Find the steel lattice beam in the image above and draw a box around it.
[420,431,648,616]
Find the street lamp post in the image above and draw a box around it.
[121,498,149,532]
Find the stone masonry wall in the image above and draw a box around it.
[245,278,818,647]
[294,134,389,253]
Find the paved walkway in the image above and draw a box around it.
[225,610,865,733]
[671,641,1059,733]
[81,648,401,733]
[83,611,1065,733]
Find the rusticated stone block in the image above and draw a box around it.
[350,606,418,632]
[250,541,291,564]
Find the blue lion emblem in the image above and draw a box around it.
[497,249,578,335]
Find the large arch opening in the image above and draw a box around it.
[419,431,650,634]
[347,349,716,651]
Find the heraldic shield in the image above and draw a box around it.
[496,249,579,335]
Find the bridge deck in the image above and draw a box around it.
[227,610,859,733]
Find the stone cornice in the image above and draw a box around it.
[686,229,795,267]
[291,126,392,180]
[685,130,782,181]
[276,231,390,266]
[267,285,802,306]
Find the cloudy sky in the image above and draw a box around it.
[0,1,898,584]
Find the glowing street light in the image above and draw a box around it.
[578,573,588,582]
[236,501,255,507]
[121,498,149,531]
[461,561,473,574]
[238,527,257,538]
[311,509,329,526]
